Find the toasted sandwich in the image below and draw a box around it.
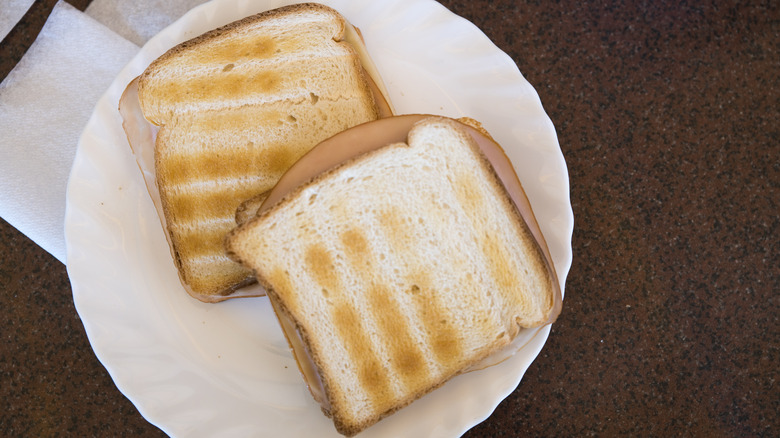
[226,115,562,436]
[119,3,393,302]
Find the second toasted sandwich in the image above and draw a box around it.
[120,3,392,301]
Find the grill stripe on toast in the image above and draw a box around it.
[148,55,369,116]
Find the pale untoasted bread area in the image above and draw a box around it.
[137,4,380,297]
[227,118,555,435]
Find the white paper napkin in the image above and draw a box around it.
[0,0,34,40]
[85,0,207,46]
[0,1,138,263]
[0,0,212,264]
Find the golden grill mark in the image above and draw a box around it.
[158,148,249,186]
[159,69,281,105]
[305,244,339,294]
[407,271,462,373]
[482,233,525,306]
[453,170,483,215]
[340,228,369,257]
[158,138,303,187]
[365,284,427,391]
[192,35,279,64]
[483,234,513,290]
[263,140,304,176]
[183,260,249,295]
[377,208,407,255]
[161,183,264,225]
[332,305,394,413]
[171,226,231,260]
[268,268,297,309]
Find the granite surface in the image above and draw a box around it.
[1,0,777,436]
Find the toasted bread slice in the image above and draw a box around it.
[130,3,386,301]
[226,116,559,435]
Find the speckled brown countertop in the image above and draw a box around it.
[1,0,777,436]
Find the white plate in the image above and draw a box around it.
[65,0,573,436]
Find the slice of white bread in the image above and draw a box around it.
[133,3,384,301]
[226,116,560,435]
